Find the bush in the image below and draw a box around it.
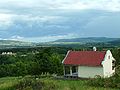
[88,76,104,87]
[14,77,58,90]
[15,77,44,90]
[88,73,120,89]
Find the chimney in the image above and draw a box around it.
[93,47,97,51]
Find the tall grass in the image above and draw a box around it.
[88,75,120,89]
[0,77,19,90]
[40,78,116,90]
[0,76,117,90]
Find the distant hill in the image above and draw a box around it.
[108,39,120,46]
[0,40,35,49]
[36,37,120,47]
[53,37,119,44]
[1,37,119,48]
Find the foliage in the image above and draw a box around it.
[15,77,44,90]
[0,47,66,77]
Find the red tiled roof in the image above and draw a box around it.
[63,51,106,66]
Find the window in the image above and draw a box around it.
[112,60,115,70]
[72,66,78,76]
[112,66,115,70]
[108,55,110,59]
[65,66,70,74]
[72,66,78,73]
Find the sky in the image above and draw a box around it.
[0,0,120,42]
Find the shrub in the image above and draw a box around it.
[88,75,120,88]
[14,77,58,90]
[15,77,44,90]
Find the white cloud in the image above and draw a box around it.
[50,0,120,12]
[10,35,24,40]
[0,0,120,41]
[0,14,14,29]
[3,35,24,41]
[3,33,78,42]
[0,13,63,29]
[0,0,120,12]
[21,33,79,42]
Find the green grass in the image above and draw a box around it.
[0,77,118,90]
[41,78,118,90]
[0,77,20,90]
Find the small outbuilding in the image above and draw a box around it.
[62,49,115,78]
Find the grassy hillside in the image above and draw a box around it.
[108,39,120,46]
[0,77,19,90]
[54,37,119,43]
[37,37,120,47]
[0,40,36,49]
[0,40,33,46]
[0,77,117,90]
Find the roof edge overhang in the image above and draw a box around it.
[62,50,71,64]
[63,64,103,67]
[101,50,109,65]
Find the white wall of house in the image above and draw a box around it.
[102,50,115,77]
[78,66,103,78]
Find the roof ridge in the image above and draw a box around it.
[70,51,106,52]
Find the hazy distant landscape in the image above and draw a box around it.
[0,37,120,49]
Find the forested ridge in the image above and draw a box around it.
[0,47,69,77]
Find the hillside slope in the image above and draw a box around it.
[53,37,119,44]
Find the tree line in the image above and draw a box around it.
[0,47,70,77]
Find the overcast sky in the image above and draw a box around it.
[0,0,120,42]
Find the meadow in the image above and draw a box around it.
[0,76,118,90]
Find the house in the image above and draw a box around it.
[1,52,16,56]
[62,49,115,78]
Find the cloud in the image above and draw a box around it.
[0,0,120,12]
[50,0,120,12]
[0,0,120,42]
[0,13,63,30]
[1,35,24,41]
[20,33,79,42]
[83,13,120,37]
[0,14,14,29]
[10,35,24,40]
[1,33,78,42]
